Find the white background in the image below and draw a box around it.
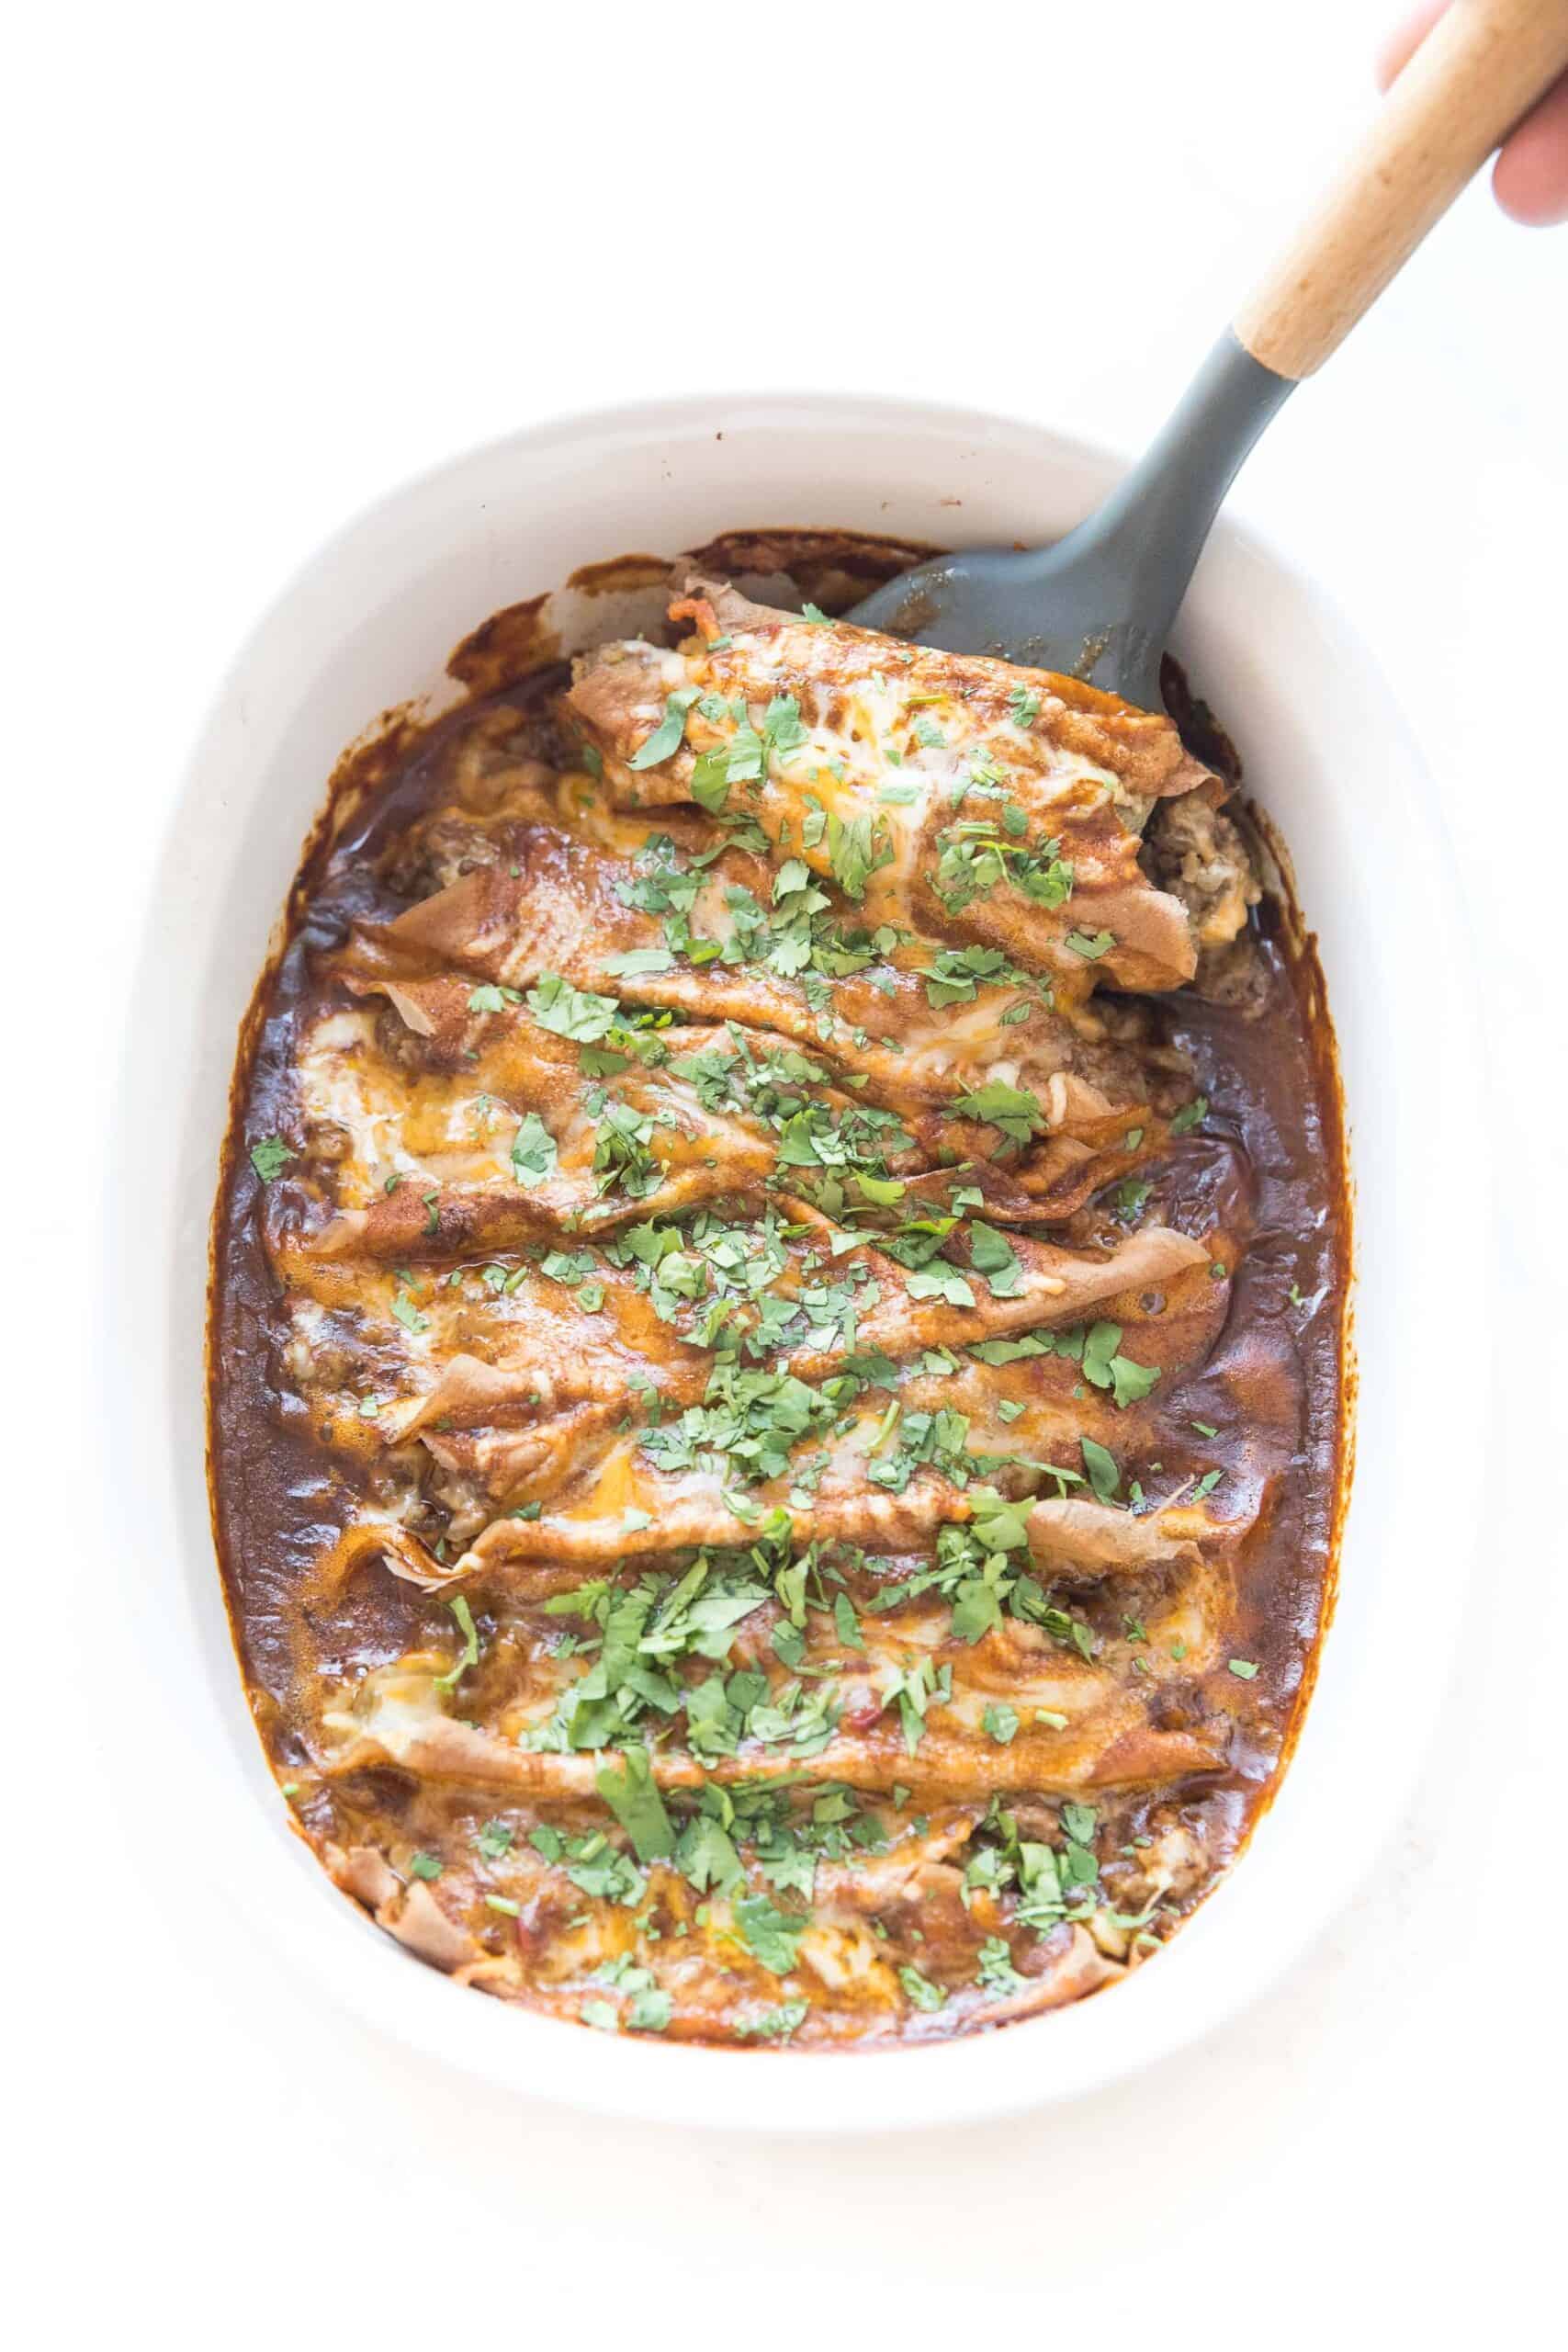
[9,1,1565,2339]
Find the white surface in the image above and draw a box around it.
[113,391,1483,2132]
[8,0,1564,2333]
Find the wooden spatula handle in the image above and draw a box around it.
[1235,0,1568,379]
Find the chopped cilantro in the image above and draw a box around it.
[594,1746,674,1861]
[740,2000,809,2041]
[1077,1319,1160,1410]
[249,1136,295,1182]
[832,1592,864,1651]
[592,1099,660,1199]
[627,1987,672,2033]
[899,1966,947,2012]
[527,972,619,1042]
[676,1814,744,1894]
[604,946,675,978]
[825,810,892,902]
[976,1936,1025,1996]
[627,686,699,770]
[1081,1436,1121,1503]
[434,1595,479,1692]
[510,1112,558,1190]
[952,1080,1044,1143]
[906,1263,976,1309]
[968,1220,1023,1298]
[733,1894,807,1976]
[1112,1176,1153,1223]
[389,1289,429,1337]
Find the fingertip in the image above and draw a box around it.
[1492,160,1568,228]
[1492,74,1568,228]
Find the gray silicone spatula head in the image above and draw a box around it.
[847,0,1568,703]
[848,337,1292,704]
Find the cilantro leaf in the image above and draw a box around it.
[976,1935,1025,1995]
[1079,1319,1160,1410]
[389,1289,429,1336]
[1111,1176,1153,1224]
[689,752,732,814]
[740,1999,809,2041]
[906,1263,976,1309]
[434,1594,479,1692]
[968,1488,1033,1552]
[594,1746,674,1861]
[1081,1436,1121,1503]
[899,1966,947,2012]
[832,1592,864,1651]
[967,1220,1023,1298]
[526,972,620,1042]
[627,686,699,770]
[627,1987,672,2033]
[675,1814,744,1893]
[733,1894,807,1977]
[825,811,891,903]
[592,1099,660,1199]
[249,1136,295,1182]
[510,1111,558,1189]
[920,944,1014,1010]
[1108,1354,1160,1408]
[950,1580,1003,1644]
[952,1080,1045,1143]
[604,947,675,978]
[762,693,807,757]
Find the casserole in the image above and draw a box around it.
[107,393,1484,2128]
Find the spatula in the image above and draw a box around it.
[848,0,1568,703]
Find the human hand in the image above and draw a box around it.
[1380,2,1568,222]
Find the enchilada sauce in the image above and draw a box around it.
[209,533,1347,2048]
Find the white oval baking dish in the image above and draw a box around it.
[106,394,1484,2132]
